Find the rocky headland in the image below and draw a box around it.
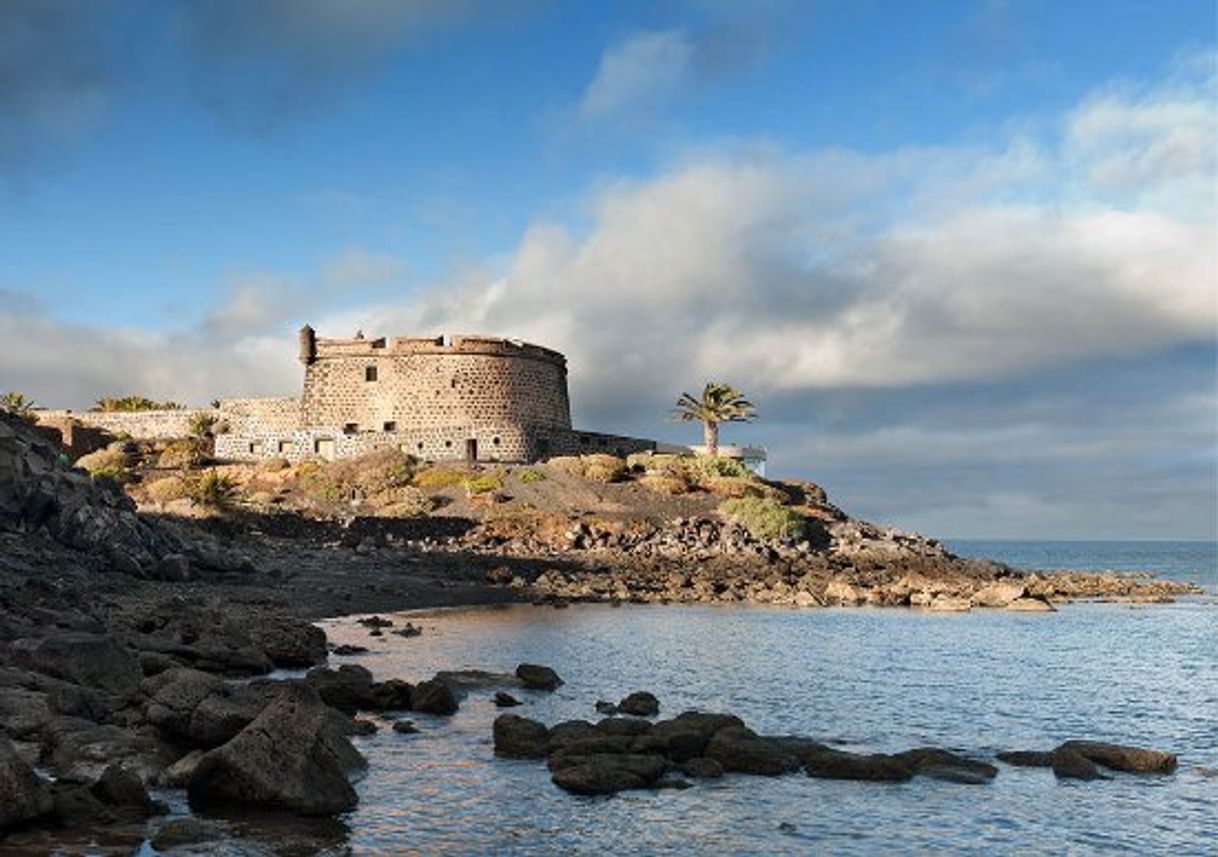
[0,410,1204,849]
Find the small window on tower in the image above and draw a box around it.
[365,366,378,382]
[344,423,358,435]
[383,421,396,432]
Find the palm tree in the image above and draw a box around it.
[1,392,36,421]
[673,382,756,457]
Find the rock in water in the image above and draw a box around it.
[412,678,459,715]
[516,663,563,690]
[1051,748,1105,781]
[0,736,52,831]
[493,714,550,758]
[1057,741,1177,774]
[187,685,364,815]
[494,691,522,708]
[305,664,375,714]
[618,691,660,717]
[549,753,667,795]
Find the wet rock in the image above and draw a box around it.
[305,664,375,714]
[679,757,724,779]
[1058,741,1177,774]
[802,749,915,782]
[49,781,114,827]
[391,622,422,638]
[550,752,667,795]
[1006,596,1055,612]
[618,691,660,717]
[357,616,393,629]
[493,714,549,758]
[705,727,802,776]
[597,716,653,737]
[158,750,206,787]
[0,736,52,831]
[10,633,141,698]
[392,720,419,735]
[412,678,459,716]
[188,684,364,816]
[893,748,998,784]
[369,679,414,711]
[353,718,378,735]
[996,750,1054,767]
[151,817,221,851]
[594,700,619,715]
[250,618,327,668]
[516,663,563,691]
[91,763,155,815]
[494,691,522,708]
[331,644,369,656]
[1051,748,1106,781]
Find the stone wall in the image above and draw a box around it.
[216,398,302,434]
[35,409,210,440]
[215,425,654,464]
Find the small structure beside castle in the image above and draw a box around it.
[38,327,658,464]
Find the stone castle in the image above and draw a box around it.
[38,327,657,464]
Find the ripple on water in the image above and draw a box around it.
[269,601,1218,855]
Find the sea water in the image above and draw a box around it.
[132,542,1217,856]
[301,542,1217,856]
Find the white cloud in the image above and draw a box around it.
[579,30,694,118]
[351,63,1215,417]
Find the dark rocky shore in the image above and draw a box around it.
[0,411,1202,850]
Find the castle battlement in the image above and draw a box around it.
[41,325,656,465]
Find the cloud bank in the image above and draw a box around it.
[2,60,1213,536]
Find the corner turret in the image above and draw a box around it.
[298,324,317,365]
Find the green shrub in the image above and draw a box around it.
[1,392,36,422]
[581,453,628,483]
[546,456,585,476]
[76,446,129,481]
[684,455,751,480]
[192,470,236,507]
[463,475,504,495]
[146,475,191,506]
[638,473,689,495]
[718,497,808,541]
[518,468,546,484]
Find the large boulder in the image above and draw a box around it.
[705,727,802,776]
[516,663,563,691]
[549,752,667,795]
[0,736,52,831]
[305,665,375,714]
[493,714,550,759]
[143,668,224,740]
[1057,741,1177,774]
[187,685,364,815]
[10,633,141,698]
[802,748,915,782]
[412,678,458,716]
[618,691,660,717]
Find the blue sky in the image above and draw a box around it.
[1,0,1215,539]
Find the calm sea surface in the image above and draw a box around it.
[155,543,1218,856]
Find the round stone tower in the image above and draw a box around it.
[298,333,571,461]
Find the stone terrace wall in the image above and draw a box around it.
[35,409,211,440]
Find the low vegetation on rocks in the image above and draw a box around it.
[718,496,809,541]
